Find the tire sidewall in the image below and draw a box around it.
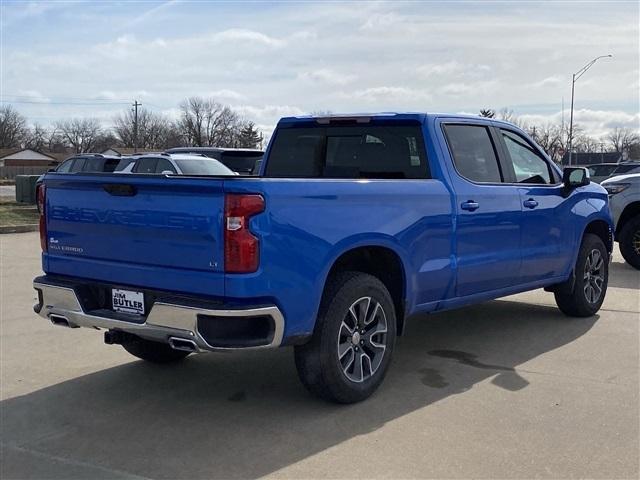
[619,216,640,269]
[318,274,397,402]
[573,234,609,315]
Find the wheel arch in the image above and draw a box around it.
[615,201,640,237]
[323,242,409,336]
[583,218,613,253]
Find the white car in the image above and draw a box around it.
[601,172,640,269]
[116,153,237,176]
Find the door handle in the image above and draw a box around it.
[461,200,479,211]
[523,198,538,209]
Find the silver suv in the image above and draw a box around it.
[602,173,640,269]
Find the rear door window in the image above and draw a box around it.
[443,124,502,183]
[133,158,158,174]
[155,158,177,174]
[103,158,120,172]
[266,125,429,179]
[613,164,640,175]
[588,164,617,177]
[56,159,73,173]
[83,157,104,172]
[70,158,86,172]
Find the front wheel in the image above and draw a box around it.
[554,233,609,317]
[618,216,640,270]
[295,272,397,404]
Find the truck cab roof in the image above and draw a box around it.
[277,112,518,127]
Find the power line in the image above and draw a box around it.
[0,99,131,106]
[1,93,134,102]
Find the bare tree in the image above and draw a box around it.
[177,97,256,147]
[573,133,600,153]
[479,109,495,118]
[0,105,28,148]
[56,118,103,153]
[607,127,640,153]
[23,123,49,151]
[113,108,176,149]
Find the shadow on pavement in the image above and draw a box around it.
[1,299,597,479]
[607,258,640,290]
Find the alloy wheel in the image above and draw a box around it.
[632,229,640,255]
[337,296,388,383]
[583,248,605,304]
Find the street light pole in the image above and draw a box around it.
[567,54,612,166]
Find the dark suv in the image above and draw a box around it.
[164,147,263,174]
[54,154,122,173]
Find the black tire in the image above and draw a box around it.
[618,216,640,270]
[554,233,608,317]
[295,271,397,404]
[121,336,190,363]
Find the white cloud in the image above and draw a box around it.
[206,90,247,101]
[211,29,285,48]
[298,69,356,86]
[348,86,432,102]
[360,12,402,31]
[530,75,564,88]
[2,1,637,139]
[519,109,640,139]
[416,61,491,79]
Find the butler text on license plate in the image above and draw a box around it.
[112,289,145,315]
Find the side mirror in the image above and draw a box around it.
[562,167,590,195]
[48,168,56,173]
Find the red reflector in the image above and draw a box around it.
[224,194,264,273]
[36,184,47,252]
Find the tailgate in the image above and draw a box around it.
[43,174,226,298]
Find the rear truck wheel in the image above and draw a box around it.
[554,233,609,317]
[618,216,640,270]
[294,272,397,403]
[121,336,191,363]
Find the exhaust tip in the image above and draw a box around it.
[168,337,198,353]
[50,314,70,328]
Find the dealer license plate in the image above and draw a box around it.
[112,289,145,315]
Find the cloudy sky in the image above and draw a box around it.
[1,0,638,139]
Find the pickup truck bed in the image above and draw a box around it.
[33,113,613,403]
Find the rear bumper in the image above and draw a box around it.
[33,277,284,351]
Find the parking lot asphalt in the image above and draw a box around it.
[1,232,638,479]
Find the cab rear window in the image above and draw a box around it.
[265,125,430,179]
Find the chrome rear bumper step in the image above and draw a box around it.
[33,281,284,351]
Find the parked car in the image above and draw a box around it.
[54,153,123,174]
[116,153,236,176]
[588,161,640,183]
[587,163,620,183]
[36,153,122,191]
[602,173,640,269]
[164,147,263,174]
[33,113,612,403]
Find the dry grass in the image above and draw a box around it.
[0,201,39,226]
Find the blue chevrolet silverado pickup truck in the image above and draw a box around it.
[33,113,613,403]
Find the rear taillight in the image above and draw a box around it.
[36,183,47,252]
[224,194,265,273]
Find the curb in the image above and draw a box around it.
[0,224,39,234]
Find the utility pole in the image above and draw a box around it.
[567,54,612,166]
[132,100,142,153]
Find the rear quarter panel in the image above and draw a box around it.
[225,178,454,339]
